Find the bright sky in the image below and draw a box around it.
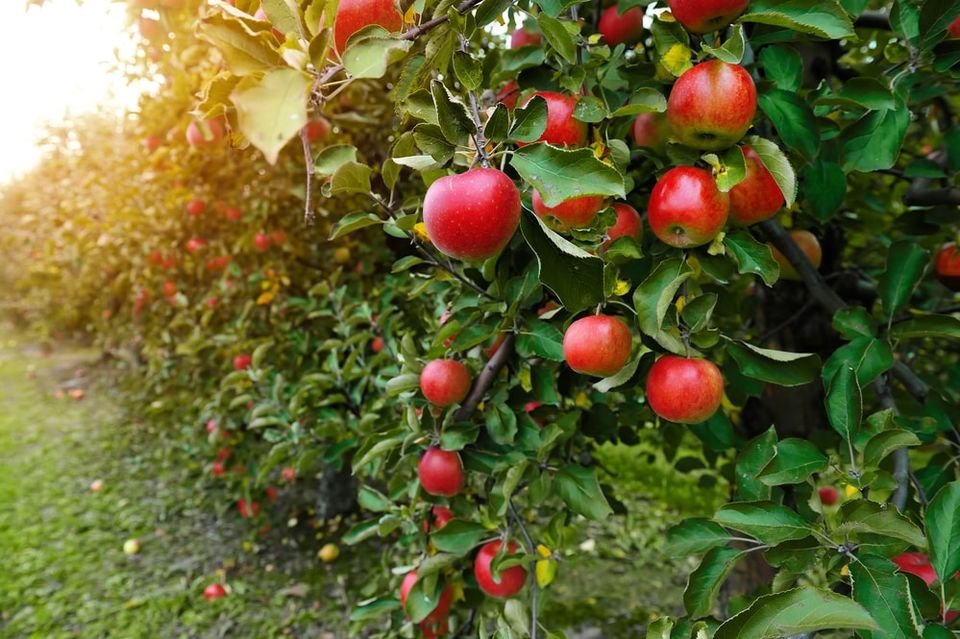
[0,0,139,185]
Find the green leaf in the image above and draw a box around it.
[926,481,960,583]
[666,518,736,557]
[684,547,746,618]
[537,13,576,64]
[572,96,607,124]
[610,89,668,117]
[553,465,613,521]
[646,618,674,639]
[824,364,861,441]
[840,104,911,173]
[922,626,953,639]
[475,0,513,25]
[314,144,358,176]
[743,136,798,208]
[816,78,896,111]
[485,403,518,445]
[343,37,412,79]
[759,45,803,92]
[231,69,312,165]
[850,554,922,639]
[431,80,475,144]
[736,427,778,501]
[920,0,960,49]
[510,96,548,143]
[758,90,820,161]
[520,211,605,313]
[404,575,447,624]
[700,24,745,63]
[835,500,927,548]
[357,485,392,512]
[349,597,401,622]
[724,230,781,286]
[709,146,747,192]
[342,518,379,545]
[822,337,894,387]
[197,14,284,75]
[726,341,821,387]
[758,438,828,486]
[801,159,846,221]
[739,0,856,39]
[890,315,960,340]
[681,294,717,333]
[592,353,644,393]
[863,429,922,468]
[516,319,564,362]
[714,587,878,639]
[431,520,490,556]
[329,161,372,195]
[833,307,876,340]
[329,212,382,240]
[633,258,692,354]
[878,241,929,319]
[713,501,811,545]
[452,51,482,92]
[260,0,300,35]
[510,143,626,207]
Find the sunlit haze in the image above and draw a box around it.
[0,0,140,185]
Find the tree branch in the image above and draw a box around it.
[904,187,960,207]
[300,128,315,225]
[854,10,890,30]
[508,500,540,639]
[453,333,516,421]
[874,374,909,511]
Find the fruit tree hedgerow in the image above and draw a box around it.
[6,0,960,636]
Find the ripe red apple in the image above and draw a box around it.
[935,243,960,291]
[238,499,260,518]
[186,198,206,216]
[667,60,756,150]
[186,236,207,253]
[304,117,331,143]
[531,190,604,230]
[474,540,527,598]
[216,447,232,462]
[632,112,668,153]
[144,135,162,152]
[206,420,218,434]
[281,467,296,482]
[769,230,822,281]
[522,92,588,147]
[729,145,783,225]
[212,461,225,476]
[204,583,227,601]
[423,167,521,261]
[950,16,960,38]
[420,359,471,406]
[253,232,271,251]
[162,280,177,298]
[646,355,724,424]
[497,81,520,110]
[647,166,729,248]
[605,203,643,247]
[400,571,453,625]
[418,448,464,497]
[160,0,184,7]
[206,255,231,273]
[333,0,403,53]
[185,119,224,147]
[223,207,242,221]
[511,27,541,48]
[138,17,162,40]
[598,5,645,45]
[563,315,632,377]
[206,297,219,309]
[668,0,748,33]
[431,505,454,530]
[265,486,278,502]
[371,336,385,353]
[148,250,164,266]
[818,486,838,506]
[233,353,252,371]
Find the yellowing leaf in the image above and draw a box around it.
[675,295,687,312]
[414,222,430,243]
[661,43,693,77]
[845,484,859,498]
[257,290,276,305]
[536,544,551,559]
[231,68,312,165]
[614,280,631,296]
[536,558,558,588]
[574,391,590,408]
[403,4,417,25]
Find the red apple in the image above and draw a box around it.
[497,81,520,110]
[216,447,232,462]
[605,203,643,247]
[646,355,724,424]
[647,166,729,248]
[186,236,207,253]
[144,135,162,152]
[668,0,748,33]
[160,0,184,7]
[950,16,960,38]
[238,499,260,518]
[371,336,385,353]
[418,448,464,497]
[423,167,521,261]
[233,353,252,371]
[223,207,242,221]
[935,243,960,291]
[253,232,271,251]
[667,60,756,150]
[632,112,668,152]
[186,198,206,216]
[270,230,287,246]
[206,420,218,434]
[333,0,403,53]
[206,255,231,273]
[431,505,454,530]
[400,571,453,625]
[769,230,822,281]
[162,280,177,298]
[474,540,527,598]
[206,297,219,309]
[598,5,645,45]
[185,119,224,147]
[420,359,471,406]
[148,250,164,266]
[304,117,331,143]
[729,145,783,225]
[265,486,278,502]
[282,466,296,482]
[203,583,227,601]
[563,315,632,377]
[532,190,604,230]
[138,17,162,40]
[212,461,225,476]
[522,92,588,147]
[818,486,838,506]
[511,27,541,48]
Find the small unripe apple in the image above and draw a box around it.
[333,247,351,264]
[474,540,527,598]
[511,27,541,48]
[598,5,645,45]
[420,359,471,406]
[769,230,822,281]
[253,232,271,251]
[818,486,839,506]
[185,119,224,147]
[563,315,632,377]
[532,190,604,230]
[304,117,331,143]
[90,479,104,492]
[186,198,206,216]
[400,571,453,623]
[605,203,643,247]
[632,112,668,153]
[522,92,588,147]
[729,145,783,226]
[647,166,729,248]
[333,0,403,53]
[203,583,227,601]
[233,353,252,371]
[646,355,724,424]
[418,448,464,497]
[123,539,141,555]
[935,243,960,291]
[667,60,756,150]
[423,167,521,262]
[668,0,748,33]
[318,542,340,562]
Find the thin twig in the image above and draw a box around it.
[874,373,909,511]
[300,128,315,225]
[508,500,540,639]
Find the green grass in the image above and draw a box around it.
[0,329,357,638]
